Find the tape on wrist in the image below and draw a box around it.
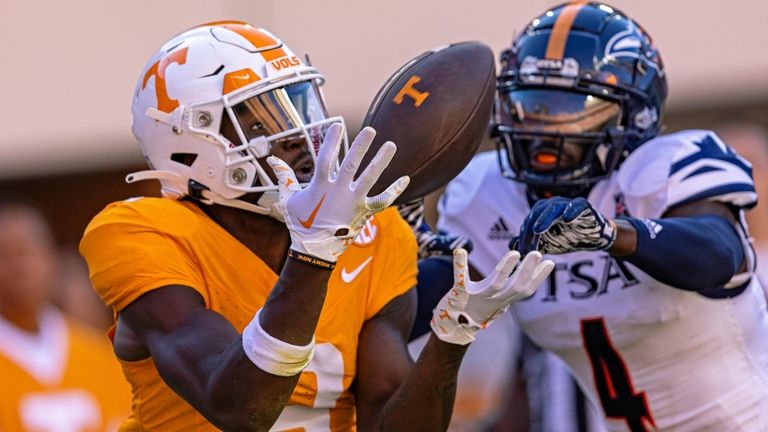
[287,248,336,270]
[242,309,315,376]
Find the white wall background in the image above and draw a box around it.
[1,0,766,179]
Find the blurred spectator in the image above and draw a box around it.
[0,196,131,432]
[716,124,768,285]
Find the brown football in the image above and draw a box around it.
[359,41,496,204]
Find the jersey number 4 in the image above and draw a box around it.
[581,318,655,432]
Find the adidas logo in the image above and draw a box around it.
[488,217,514,241]
[641,218,663,239]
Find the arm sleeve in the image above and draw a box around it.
[622,215,746,292]
[410,256,453,341]
[79,202,208,311]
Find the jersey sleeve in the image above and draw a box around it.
[618,130,757,218]
[665,131,756,209]
[365,208,418,319]
[79,199,208,312]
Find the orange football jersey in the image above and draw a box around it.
[0,308,132,432]
[79,198,417,431]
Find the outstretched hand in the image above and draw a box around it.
[511,197,617,255]
[431,248,553,345]
[268,123,409,263]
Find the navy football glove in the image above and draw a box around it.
[398,199,474,258]
[513,197,617,255]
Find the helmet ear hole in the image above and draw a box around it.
[170,153,199,167]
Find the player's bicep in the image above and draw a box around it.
[355,288,417,430]
[118,285,241,405]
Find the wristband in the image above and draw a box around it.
[242,309,315,376]
[287,248,336,270]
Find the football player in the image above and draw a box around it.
[434,2,767,431]
[78,21,554,431]
[0,197,131,431]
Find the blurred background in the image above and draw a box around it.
[1,0,766,326]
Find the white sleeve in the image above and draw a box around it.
[618,130,757,218]
[665,131,757,209]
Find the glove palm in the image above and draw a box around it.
[431,248,553,345]
[268,123,409,263]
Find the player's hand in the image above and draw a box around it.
[397,198,474,258]
[268,123,409,263]
[513,197,617,255]
[431,248,553,345]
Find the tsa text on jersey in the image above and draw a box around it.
[526,255,640,302]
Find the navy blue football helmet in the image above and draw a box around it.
[493,2,668,198]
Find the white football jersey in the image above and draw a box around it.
[438,130,768,432]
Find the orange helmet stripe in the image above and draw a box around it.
[217,23,288,61]
[195,20,249,28]
[545,1,588,60]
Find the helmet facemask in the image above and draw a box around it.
[218,77,340,193]
[494,88,627,198]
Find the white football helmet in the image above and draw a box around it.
[130,21,346,219]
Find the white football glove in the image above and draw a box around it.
[431,249,554,345]
[267,123,409,263]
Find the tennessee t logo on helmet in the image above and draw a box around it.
[141,47,189,113]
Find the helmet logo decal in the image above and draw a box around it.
[604,26,662,75]
[266,55,302,77]
[270,56,301,71]
[520,56,579,78]
[223,68,261,94]
[142,47,189,113]
[393,76,430,108]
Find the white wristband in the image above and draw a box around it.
[241,309,315,377]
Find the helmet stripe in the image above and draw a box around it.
[218,23,288,61]
[545,1,588,59]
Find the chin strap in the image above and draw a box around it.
[126,170,284,221]
[201,189,284,222]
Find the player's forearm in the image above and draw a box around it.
[204,259,333,429]
[607,218,638,257]
[375,334,468,431]
[610,215,745,291]
[259,258,332,345]
[204,343,302,431]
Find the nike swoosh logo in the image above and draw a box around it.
[298,194,326,229]
[340,256,373,283]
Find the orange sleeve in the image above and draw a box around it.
[79,200,208,312]
[365,208,418,319]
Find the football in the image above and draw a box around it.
[359,41,496,204]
